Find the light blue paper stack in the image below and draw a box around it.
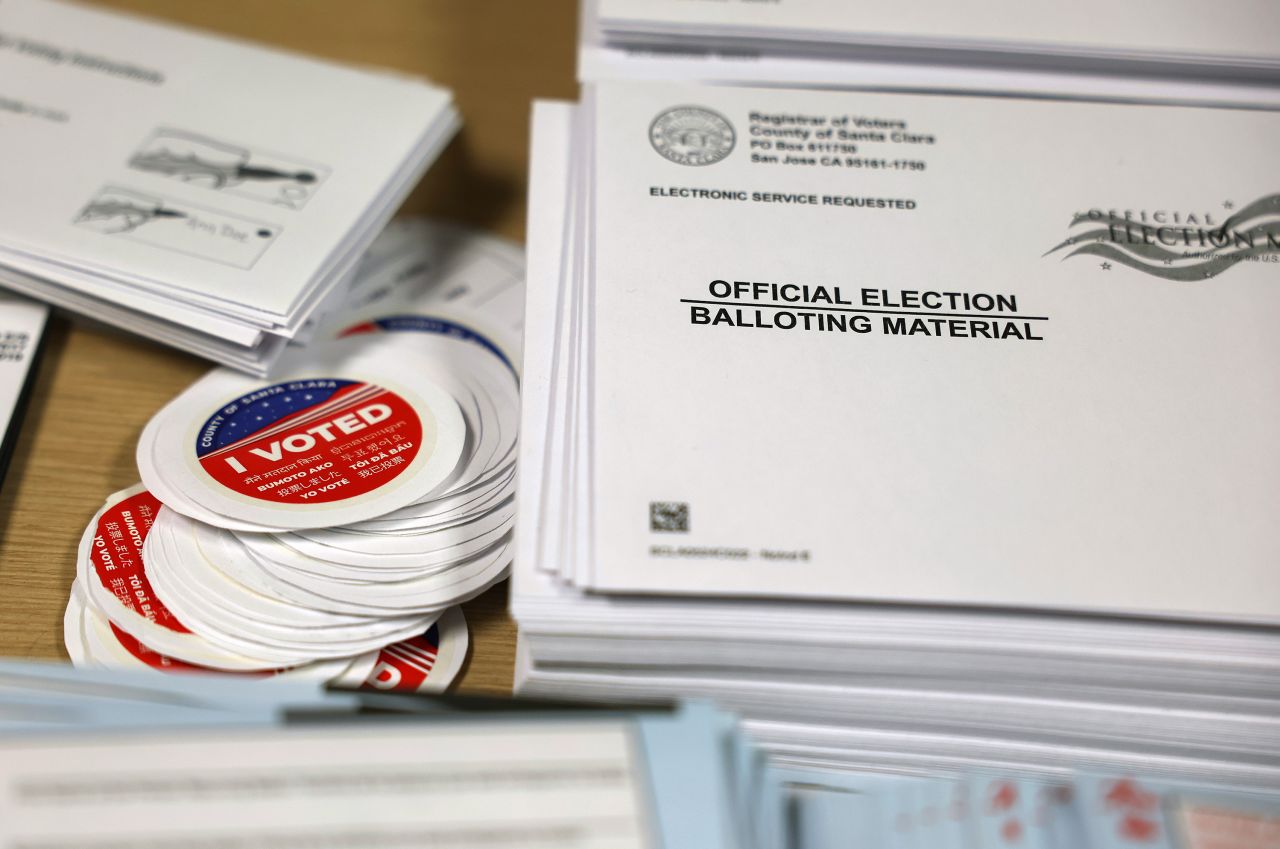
[1,660,1276,849]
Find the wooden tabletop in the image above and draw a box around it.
[0,0,580,694]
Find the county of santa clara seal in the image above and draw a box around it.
[649,106,735,166]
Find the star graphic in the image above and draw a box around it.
[1100,262,1112,270]
[1223,200,1234,209]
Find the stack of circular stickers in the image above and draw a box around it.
[67,486,468,692]
[63,220,522,692]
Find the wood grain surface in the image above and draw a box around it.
[0,0,580,694]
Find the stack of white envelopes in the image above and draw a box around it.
[513,86,1280,786]
[0,0,459,373]
[582,0,1280,108]
[64,219,523,691]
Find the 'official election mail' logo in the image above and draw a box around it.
[650,106,735,166]
[1044,193,1280,280]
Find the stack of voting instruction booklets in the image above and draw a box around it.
[580,0,1280,109]
[3,661,1279,849]
[0,0,459,374]
[514,84,1280,788]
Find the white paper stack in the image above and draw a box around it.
[514,86,1280,785]
[0,0,460,374]
[581,0,1280,108]
[63,219,524,693]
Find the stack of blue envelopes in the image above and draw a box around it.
[1,660,1276,849]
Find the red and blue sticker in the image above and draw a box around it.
[342,315,516,377]
[363,623,442,691]
[195,378,422,505]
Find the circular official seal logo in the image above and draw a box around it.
[650,106,735,166]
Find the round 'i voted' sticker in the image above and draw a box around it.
[142,347,467,531]
[76,485,305,671]
[195,379,422,505]
[341,315,518,378]
[362,607,468,694]
[83,488,188,633]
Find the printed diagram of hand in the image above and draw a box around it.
[75,197,185,234]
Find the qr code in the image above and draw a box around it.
[650,502,689,532]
